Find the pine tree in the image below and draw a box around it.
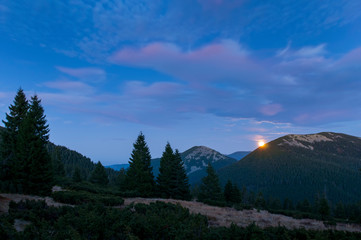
[89,161,109,185]
[157,144,191,200]
[124,132,155,197]
[25,95,53,195]
[224,180,241,204]
[157,142,175,198]
[318,196,330,219]
[198,164,223,203]
[0,88,29,191]
[173,149,191,200]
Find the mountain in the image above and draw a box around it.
[218,132,361,204]
[106,163,129,171]
[152,146,237,185]
[227,151,251,160]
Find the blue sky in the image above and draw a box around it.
[1,0,361,165]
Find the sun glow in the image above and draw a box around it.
[258,140,265,147]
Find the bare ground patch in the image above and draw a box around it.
[122,198,361,233]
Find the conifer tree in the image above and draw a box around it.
[25,95,53,195]
[157,144,191,200]
[173,149,191,200]
[157,142,175,198]
[198,164,223,203]
[318,196,330,219]
[0,88,29,191]
[124,132,155,196]
[89,161,109,185]
[224,180,241,204]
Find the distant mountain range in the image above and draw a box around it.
[151,146,237,185]
[218,132,361,204]
[227,151,251,160]
[106,163,129,171]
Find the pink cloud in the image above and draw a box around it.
[123,81,184,97]
[43,80,94,93]
[56,66,106,82]
[109,40,260,83]
[260,104,283,116]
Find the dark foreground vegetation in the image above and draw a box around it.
[1,200,361,240]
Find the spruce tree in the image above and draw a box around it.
[0,88,29,191]
[124,132,155,196]
[89,161,109,185]
[26,95,53,195]
[224,180,241,204]
[157,142,175,198]
[157,144,191,200]
[198,164,223,203]
[173,149,191,200]
[318,196,330,219]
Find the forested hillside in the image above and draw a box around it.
[1,124,120,185]
[218,132,361,204]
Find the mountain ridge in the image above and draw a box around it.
[218,132,361,204]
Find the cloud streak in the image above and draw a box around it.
[108,40,361,125]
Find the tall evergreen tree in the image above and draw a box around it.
[173,149,191,200]
[157,142,175,198]
[157,144,191,200]
[0,88,29,191]
[224,180,233,203]
[318,196,330,219]
[89,161,109,185]
[25,95,53,195]
[198,164,223,203]
[124,132,155,197]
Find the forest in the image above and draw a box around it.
[1,89,361,239]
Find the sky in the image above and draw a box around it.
[1,0,361,165]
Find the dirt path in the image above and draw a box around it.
[123,198,361,233]
[1,193,361,232]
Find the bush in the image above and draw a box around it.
[51,191,124,206]
[61,181,122,196]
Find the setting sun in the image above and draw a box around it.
[258,140,265,147]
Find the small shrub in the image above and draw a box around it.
[51,191,124,206]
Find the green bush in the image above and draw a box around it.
[61,181,122,196]
[51,191,124,206]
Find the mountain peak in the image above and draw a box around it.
[278,132,335,150]
[184,146,227,161]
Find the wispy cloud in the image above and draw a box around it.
[43,80,95,94]
[108,41,361,125]
[56,66,106,82]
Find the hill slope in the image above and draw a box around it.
[218,132,361,204]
